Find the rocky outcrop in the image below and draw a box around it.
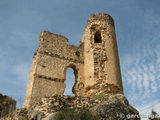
[91,94,140,120]
[2,94,140,120]
[0,93,16,118]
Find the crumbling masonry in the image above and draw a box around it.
[24,13,123,108]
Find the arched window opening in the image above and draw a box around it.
[64,68,76,96]
[94,31,102,43]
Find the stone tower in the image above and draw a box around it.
[81,14,123,96]
[24,13,123,108]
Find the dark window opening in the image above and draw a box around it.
[94,31,102,43]
[75,51,80,57]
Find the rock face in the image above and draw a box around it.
[2,94,140,120]
[91,94,140,120]
[0,93,16,118]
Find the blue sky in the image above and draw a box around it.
[0,0,160,119]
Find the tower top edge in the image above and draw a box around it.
[87,13,114,27]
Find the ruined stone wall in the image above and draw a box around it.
[25,13,123,108]
[0,94,16,118]
[24,31,85,107]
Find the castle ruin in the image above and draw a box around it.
[24,13,123,108]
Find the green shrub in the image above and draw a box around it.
[54,108,99,120]
[93,93,104,100]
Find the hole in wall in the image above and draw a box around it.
[64,68,76,96]
[94,31,102,43]
[75,51,80,57]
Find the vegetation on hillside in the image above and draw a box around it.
[54,108,99,120]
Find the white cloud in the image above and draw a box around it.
[143,73,149,90]
[151,83,157,93]
[150,74,155,82]
[137,79,142,89]
[121,9,160,116]
[122,47,160,102]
